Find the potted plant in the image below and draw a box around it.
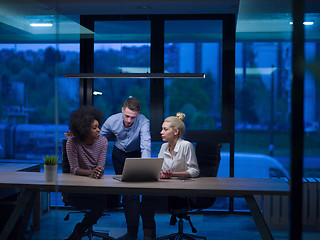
[43,155,59,182]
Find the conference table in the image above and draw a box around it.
[0,162,40,174]
[0,171,289,240]
[0,163,41,239]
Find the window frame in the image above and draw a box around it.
[79,14,236,182]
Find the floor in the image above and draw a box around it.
[30,208,320,240]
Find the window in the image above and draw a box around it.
[164,20,223,130]
[235,41,320,179]
[93,20,151,120]
[0,43,79,160]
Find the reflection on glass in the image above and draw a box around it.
[0,43,79,159]
[235,41,320,179]
[93,20,151,119]
[93,78,150,120]
[164,20,223,130]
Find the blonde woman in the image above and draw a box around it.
[140,113,200,239]
[158,112,199,179]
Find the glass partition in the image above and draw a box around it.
[0,43,79,160]
[164,20,223,130]
[93,20,151,170]
[93,20,151,117]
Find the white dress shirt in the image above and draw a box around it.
[158,138,200,178]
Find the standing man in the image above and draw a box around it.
[100,97,151,240]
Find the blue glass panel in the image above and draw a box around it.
[164,20,222,130]
[0,43,79,161]
[93,21,151,118]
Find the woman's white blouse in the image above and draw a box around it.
[158,138,200,178]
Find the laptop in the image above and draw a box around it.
[113,158,164,182]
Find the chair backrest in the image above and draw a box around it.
[61,139,121,208]
[62,139,70,173]
[61,139,71,205]
[196,141,222,178]
[190,141,222,209]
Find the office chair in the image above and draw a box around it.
[157,141,222,240]
[62,139,118,240]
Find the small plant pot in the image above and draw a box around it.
[44,164,58,182]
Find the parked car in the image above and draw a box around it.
[218,152,289,178]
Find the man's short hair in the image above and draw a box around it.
[123,97,140,112]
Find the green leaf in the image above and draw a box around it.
[43,155,59,165]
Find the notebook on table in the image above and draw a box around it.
[113,158,164,182]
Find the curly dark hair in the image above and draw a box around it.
[69,105,104,142]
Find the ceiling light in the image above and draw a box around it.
[289,21,314,25]
[30,23,53,27]
[303,21,314,26]
[65,73,205,79]
[93,91,103,95]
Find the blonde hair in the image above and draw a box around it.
[164,112,185,138]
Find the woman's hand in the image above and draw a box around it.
[160,169,172,179]
[91,166,104,179]
[64,131,73,139]
[160,169,192,179]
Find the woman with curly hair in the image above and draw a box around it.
[65,105,115,240]
[67,105,106,178]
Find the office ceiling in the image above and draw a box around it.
[1,0,320,43]
[3,0,241,15]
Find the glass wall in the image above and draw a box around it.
[234,42,291,178]
[164,20,223,130]
[93,20,151,169]
[0,43,79,161]
[2,18,319,194]
[93,20,151,119]
[1,29,319,176]
[303,42,320,178]
[1,5,319,216]
[1,1,319,239]
[234,38,320,179]
[233,14,320,213]
[0,10,82,160]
